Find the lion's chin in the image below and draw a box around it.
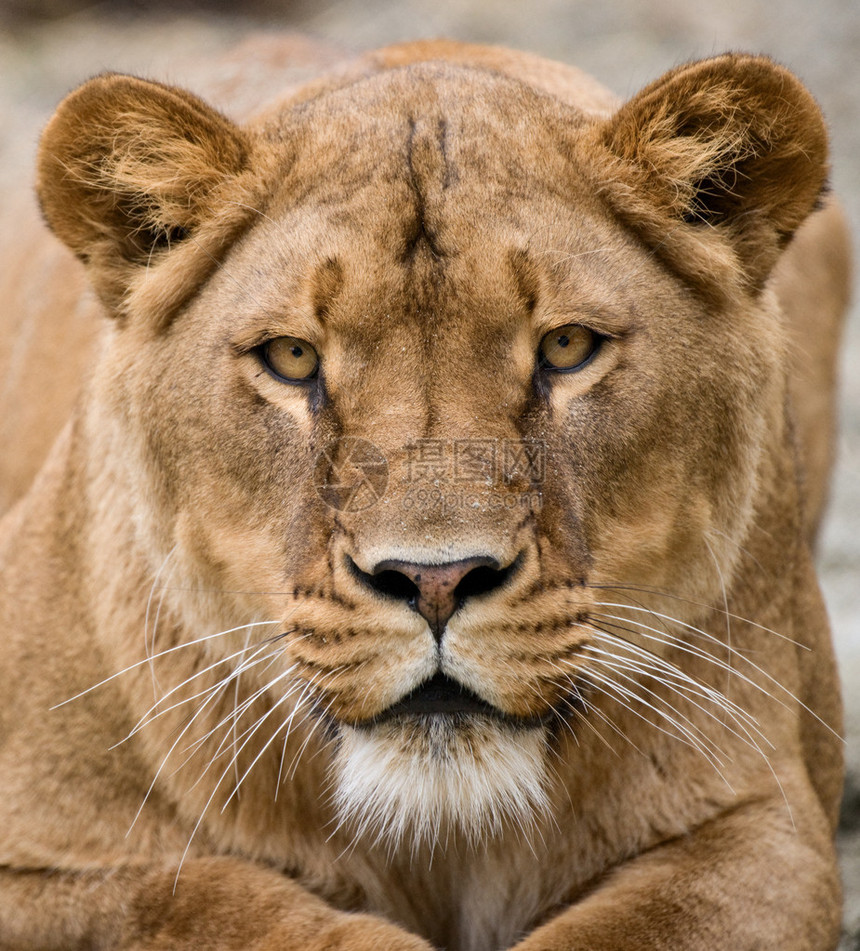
[330,715,551,851]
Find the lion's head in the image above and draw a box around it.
[36,46,828,849]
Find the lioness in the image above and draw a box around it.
[0,37,851,951]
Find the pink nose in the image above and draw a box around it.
[372,556,501,638]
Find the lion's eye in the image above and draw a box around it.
[261,336,319,382]
[538,324,600,372]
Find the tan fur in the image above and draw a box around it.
[0,37,851,950]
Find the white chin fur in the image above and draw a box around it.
[330,716,550,850]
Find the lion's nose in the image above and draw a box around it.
[356,555,514,640]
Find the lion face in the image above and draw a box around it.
[37,56,825,846]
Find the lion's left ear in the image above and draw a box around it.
[594,54,828,290]
[37,74,252,313]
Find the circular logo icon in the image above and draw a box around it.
[314,438,389,512]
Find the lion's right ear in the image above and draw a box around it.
[37,74,251,312]
[591,54,829,294]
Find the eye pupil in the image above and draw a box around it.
[557,334,570,348]
[291,345,304,358]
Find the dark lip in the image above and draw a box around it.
[366,673,545,728]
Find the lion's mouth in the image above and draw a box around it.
[368,673,545,727]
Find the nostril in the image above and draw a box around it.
[346,558,419,604]
[365,568,420,605]
[454,561,515,601]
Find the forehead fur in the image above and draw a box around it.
[257,63,594,226]
[236,63,614,303]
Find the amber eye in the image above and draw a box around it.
[538,324,600,372]
[261,336,319,382]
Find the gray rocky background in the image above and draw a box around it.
[1,0,858,944]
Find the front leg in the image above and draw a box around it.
[0,857,434,951]
[513,798,840,951]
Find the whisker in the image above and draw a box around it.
[544,660,627,756]
[184,666,303,784]
[579,653,731,761]
[579,667,735,790]
[143,544,178,698]
[276,677,327,797]
[592,610,787,702]
[117,634,289,743]
[180,644,324,784]
[285,673,347,782]
[149,585,305,597]
[174,668,339,889]
[587,587,808,649]
[127,642,296,833]
[581,637,772,757]
[126,678,228,838]
[589,608,839,738]
[703,533,733,699]
[231,628,255,791]
[161,653,292,769]
[589,611,768,708]
[173,706,283,890]
[585,622,766,737]
[219,669,321,812]
[51,620,285,709]
[707,526,769,578]
[577,694,635,755]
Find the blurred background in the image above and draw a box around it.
[1,0,858,944]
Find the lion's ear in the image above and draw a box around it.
[37,74,250,311]
[595,54,828,290]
